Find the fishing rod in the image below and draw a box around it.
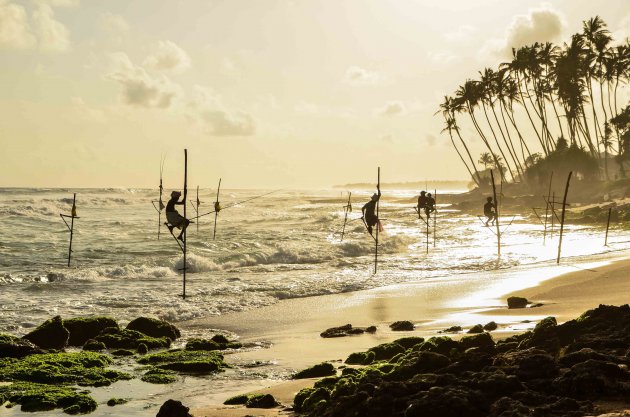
[375,167,380,274]
[189,185,201,233]
[60,193,79,267]
[151,155,166,240]
[339,192,352,242]
[191,189,283,220]
[213,178,222,240]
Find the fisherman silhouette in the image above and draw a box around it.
[166,191,190,241]
[484,196,497,226]
[417,191,428,218]
[362,185,381,236]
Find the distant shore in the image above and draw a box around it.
[187,249,630,416]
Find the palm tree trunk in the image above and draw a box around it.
[453,125,483,186]
[516,73,548,155]
[481,101,516,181]
[491,101,524,181]
[447,128,478,186]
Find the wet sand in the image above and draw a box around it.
[187,250,630,416]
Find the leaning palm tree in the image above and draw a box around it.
[478,152,493,170]
[441,118,479,186]
[601,122,613,180]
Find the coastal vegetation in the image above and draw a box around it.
[438,16,630,188]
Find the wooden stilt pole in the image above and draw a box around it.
[213,178,222,240]
[340,192,351,242]
[551,191,555,239]
[433,189,437,248]
[425,209,429,255]
[375,167,380,274]
[557,171,572,264]
[68,194,76,267]
[543,172,553,244]
[196,186,200,233]
[490,170,501,258]
[183,149,188,299]
[605,207,612,246]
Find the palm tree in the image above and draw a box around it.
[478,152,493,169]
[601,122,613,180]
[437,96,482,185]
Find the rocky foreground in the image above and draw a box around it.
[288,304,630,417]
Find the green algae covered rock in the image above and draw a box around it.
[223,394,249,405]
[0,382,97,414]
[245,393,278,408]
[126,317,180,340]
[185,338,221,351]
[82,340,106,352]
[140,368,177,384]
[94,327,171,350]
[0,333,42,358]
[345,350,375,365]
[459,332,495,351]
[106,397,128,406]
[293,362,336,379]
[137,349,225,374]
[367,341,406,361]
[22,316,69,350]
[64,317,119,347]
[0,351,132,387]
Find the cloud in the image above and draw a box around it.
[344,66,379,85]
[482,4,565,59]
[143,40,191,73]
[377,101,406,117]
[107,52,180,109]
[613,13,630,42]
[0,0,36,49]
[188,86,255,137]
[34,0,80,6]
[100,12,129,38]
[444,25,477,42]
[32,3,70,52]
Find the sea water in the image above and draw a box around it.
[0,187,627,336]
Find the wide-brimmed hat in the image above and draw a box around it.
[171,191,181,197]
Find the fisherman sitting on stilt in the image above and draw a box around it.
[417,191,429,219]
[362,185,381,236]
[166,191,190,241]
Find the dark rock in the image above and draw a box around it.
[484,321,498,331]
[554,359,630,398]
[0,333,43,358]
[126,317,180,340]
[321,324,354,338]
[83,339,106,351]
[368,342,406,361]
[111,349,135,356]
[64,317,118,346]
[516,353,558,380]
[489,397,530,417]
[345,351,375,365]
[460,332,494,351]
[293,362,336,379]
[404,386,489,417]
[22,316,69,350]
[394,337,425,349]
[468,324,484,334]
[211,334,229,344]
[155,399,193,417]
[245,393,278,408]
[223,394,249,405]
[185,339,221,351]
[366,326,377,333]
[560,348,625,368]
[390,321,414,331]
[94,327,171,350]
[439,325,463,333]
[507,296,529,309]
[137,343,148,354]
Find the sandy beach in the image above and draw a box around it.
[187,249,630,416]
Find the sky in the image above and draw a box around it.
[1,0,629,189]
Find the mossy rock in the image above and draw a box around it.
[368,342,405,361]
[345,351,375,365]
[83,340,106,352]
[293,387,315,412]
[300,387,330,413]
[140,368,177,384]
[459,332,495,351]
[245,393,278,408]
[416,336,460,355]
[94,327,171,350]
[330,377,357,399]
[111,349,135,357]
[0,333,42,358]
[394,336,425,349]
[64,317,118,347]
[483,321,498,331]
[0,382,97,414]
[126,317,180,340]
[534,316,557,331]
[106,397,128,406]
[185,338,221,351]
[211,334,230,344]
[137,343,148,354]
[507,296,529,309]
[390,321,414,331]
[0,351,132,387]
[22,316,69,350]
[293,362,336,379]
[467,324,484,334]
[313,376,339,389]
[223,394,249,405]
[137,350,225,374]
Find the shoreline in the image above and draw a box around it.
[186,249,630,416]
